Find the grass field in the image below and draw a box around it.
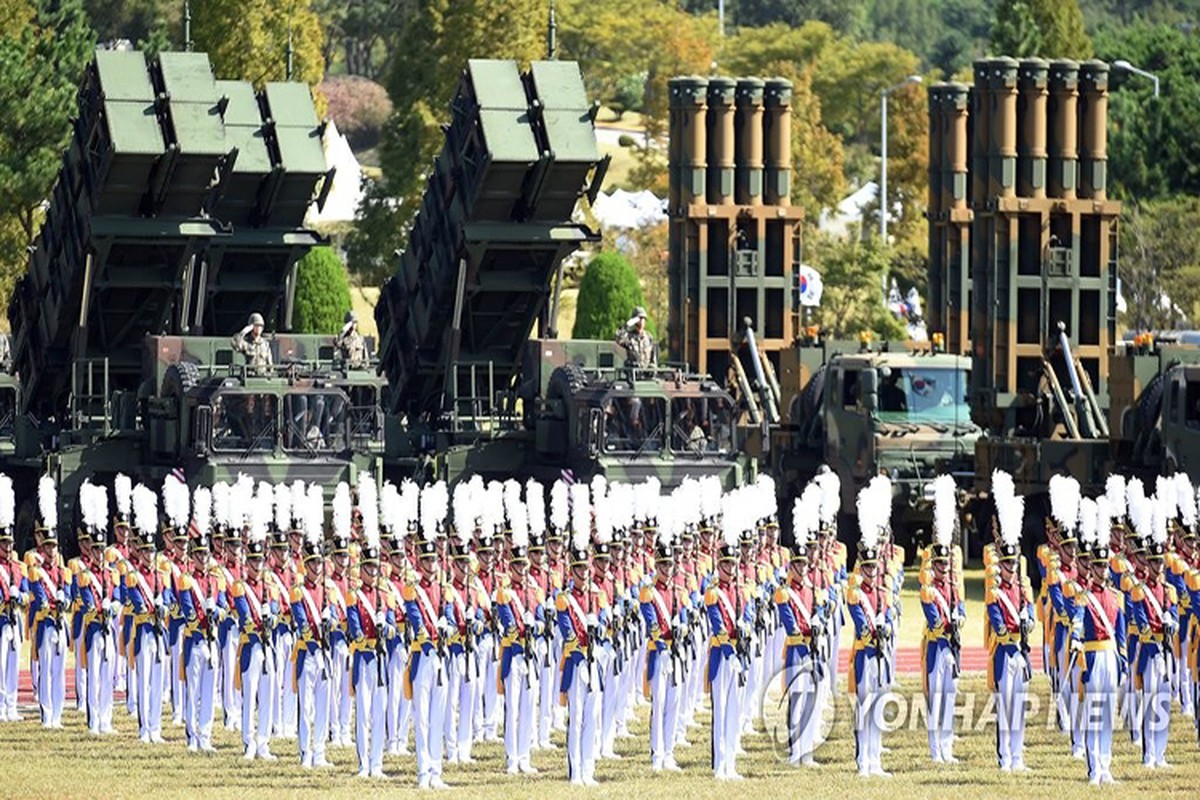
[4,572,1199,797]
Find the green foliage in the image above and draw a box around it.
[808,233,907,340]
[1119,196,1200,330]
[1095,23,1200,201]
[192,0,326,89]
[991,0,1092,59]
[292,246,353,334]
[572,251,651,341]
[83,0,171,45]
[734,0,867,35]
[612,72,646,118]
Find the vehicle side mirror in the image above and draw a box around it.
[193,405,212,455]
[587,407,603,458]
[860,369,878,412]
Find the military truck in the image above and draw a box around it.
[773,337,979,552]
[374,59,748,489]
[5,50,383,551]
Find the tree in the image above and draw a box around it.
[734,0,867,35]
[1119,197,1200,331]
[990,0,1092,59]
[572,251,649,341]
[808,233,906,339]
[0,0,94,323]
[292,246,353,333]
[320,75,392,149]
[192,0,325,89]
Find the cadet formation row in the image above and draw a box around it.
[0,467,1195,787]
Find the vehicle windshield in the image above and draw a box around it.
[283,392,349,453]
[876,367,971,424]
[670,396,734,454]
[602,395,665,453]
[211,393,278,452]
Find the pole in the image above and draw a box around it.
[880,89,888,241]
[718,0,725,37]
[547,0,557,60]
[183,0,192,52]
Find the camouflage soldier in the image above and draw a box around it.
[615,307,656,369]
[336,311,368,369]
[231,312,272,374]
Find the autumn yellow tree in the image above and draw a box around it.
[193,0,325,89]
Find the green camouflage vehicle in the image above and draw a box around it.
[775,338,979,553]
[4,50,379,551]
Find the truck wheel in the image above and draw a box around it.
[162,361,200,398]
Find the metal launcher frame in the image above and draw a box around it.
[374,59,605,425]
[667,76,803,406]
[927,58,1120,487]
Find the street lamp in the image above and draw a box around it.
[880,75,922,242]
[1113,59,1160,98]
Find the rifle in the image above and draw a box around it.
[152,551,166,663]
[734,571,750,686]
[375,583,387,688]
[948,544,962,679]
[259,573,275,668]
[1016,561,1034,683]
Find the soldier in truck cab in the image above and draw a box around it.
[231,312,272,375]
[616,306,657,369]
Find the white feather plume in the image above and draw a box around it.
[997,489,1024,548]
[1078,497,1098,549]
[332,482,351,539]
[503,479,522,525]
[856,481,886,551]
[114,473,132,519]
[526,479,546,535]
[569,482,591,544]
[991,469,1015,511]
[452,480,476,535]
[274,483,291,532]
[132,483,158,537]
[593,493,612,545]
[1048,474,1080,532]
[399,480,419,535]
[38,474,57,530]
[1126,477,1146,517]
[420,481,448,538]
[510,501,528,548]
[816,470,841,525]
[163,473,189,530]
[0,474,14,530]
[1129,491,1152,542]
[699,475,722,520]
[233,474,255,528]
[1096,495,1112,533]
[1157,474,1178,521]
[610,482,635,531]
[212,481,232,530]
[793,482,821,541]
[1152,500,1168,546]
[590,474,607,505]
[1177,473,1197,528]
[1105,474,1127,519]
[305,484,324,547]
[80,481,105,533]
[932,474,957,548]
[380,481,401,534]
[720,492,741,548]
[290,480,307,528]
[192,486,211,535]
[550,480,570,531]
[252,482,272,540]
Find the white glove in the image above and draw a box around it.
[321,606,333,624]
[340,320,355,336]
[56,589,66,606]
[374,611,386,627]
[204,597,216,614]
[523,611,534,627]
[101,598,112,614]
[626,317,640,329]
[585,613,598,629]
[240,324,253,336]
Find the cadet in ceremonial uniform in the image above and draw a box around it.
[383,500,415,757]
[986,479,1033,772]
[615,306,656,368]
[126,483,169,744]
[642,524,685,772]
[290,486,335,769]
[1077,497,1125,785]
[231,312,273,374]
[28,476,67,729]
[496,510,542,775]
[0,475,25,722]
[75,482,118,736]
[232,508,280,762]
[1133,508,1178,769]
[848,476,895,778]
[706,499,752,781]
[328,482,354,747]
[346,517,392,779]
[778,485,824,767]
[921,475,963,764]
[179,527,225,752]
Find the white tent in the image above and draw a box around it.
[306,119,364,226]
[590,188,666,230]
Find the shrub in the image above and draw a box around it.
[319,75,393,150]
[572,251,652,340]
[292,246,353,334]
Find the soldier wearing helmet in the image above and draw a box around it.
[615,306,656,369]
[231,312,272,375]
[335,310,367,370]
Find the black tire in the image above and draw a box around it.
[162,361,200,398]
[1130,371,1165,459]
[547,364,587,406]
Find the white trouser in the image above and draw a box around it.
[75,624,87,711]
[855,655,885,773]
[600,650,620,753]
[85,626,116,733]
[184,639,217,747]
[354,653,387,774]
[504,652,536,769]
[1178,628,1194,715]
[786,661,819,763]
[1082,649,1118,781]
[445,650,475,760]
[566,659,601,783]
[927,644,956,761]
[537,639,556,745]
[995,650,1028,770]
[412,650,448,786]
[711,650,742,778]
[386,644,410,752]
[296,648,331,766]
[135,629,165,737]
[240,641,275,755]
[36,624,66,726]
[648,650,680,766]
[0,621,18,719]
[330,639,352,743]
[274,628,296,737]
[169,623,184,721]
[478,633,499,738]
[1141,653,1171,766]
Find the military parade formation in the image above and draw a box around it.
[1,466,1199,787]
